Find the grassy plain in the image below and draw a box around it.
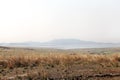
[0,47,120,80]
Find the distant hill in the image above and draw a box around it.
[0,39,120,49]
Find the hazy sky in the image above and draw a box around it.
[0,0,120,43]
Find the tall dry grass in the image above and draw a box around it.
[0,53,120,69]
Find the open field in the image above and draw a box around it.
[0,47,120,80]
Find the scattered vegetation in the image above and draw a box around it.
[0,47,120,80]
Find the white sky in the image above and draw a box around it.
[0,0,120,43]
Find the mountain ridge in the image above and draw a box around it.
[0,39,119,49]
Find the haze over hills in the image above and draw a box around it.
[0,39,120,49]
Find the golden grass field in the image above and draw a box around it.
[0,47,120,80]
